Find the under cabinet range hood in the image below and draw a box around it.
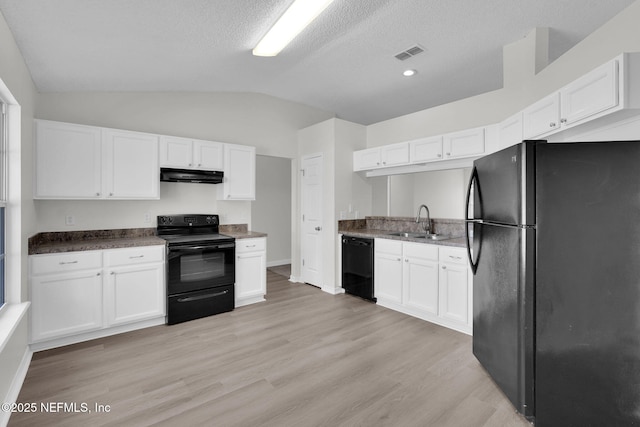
[160,168,224,184]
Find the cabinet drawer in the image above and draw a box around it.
[31,251,103,276]
[404,242,438,261]
[375,238,402,255]
[104,245,165,266]
[236,238,266,253]
[439,247,467,265]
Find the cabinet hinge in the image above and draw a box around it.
[300,169,305,176]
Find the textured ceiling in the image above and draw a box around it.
[0,0,635,124]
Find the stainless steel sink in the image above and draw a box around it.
[386,231,454,240]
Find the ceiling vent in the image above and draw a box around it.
[394,45,425,61]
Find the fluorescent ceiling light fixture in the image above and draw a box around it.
[253,0,336,57]
[403,69,417,77]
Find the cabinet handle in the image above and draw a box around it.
[198,164,201,167]
[376,162,380,165]
[189,163,193,167]
[246,245,256,248]
[96,192,101,196]
[396,258,402,261]
[549,122,556,128]
[449,255,462,260]
[442,266,447,270]
[405,258,409,262]
[110,271,115,275]
[109,193,114,196]
[446,152,451,156]
[560,118,567,124]
[59,261,78,265]
[437,154,442,158]
[383,161,387,165]
[97,272,101,276]
[129,255,145,259]
[227,195,231,199]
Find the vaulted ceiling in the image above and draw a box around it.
[0,0,635,124]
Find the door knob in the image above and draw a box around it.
[315,226,322,231]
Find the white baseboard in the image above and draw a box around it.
[1,347,33,427]
[266,259,291,268]
[289,275,301,283]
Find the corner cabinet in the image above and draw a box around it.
[218,143,256,200]
[374,239,472,335]
[29,245,166,351]
[35,120,159,200]
[235,237,266,307]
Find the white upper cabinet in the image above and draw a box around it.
[498,112,524,150]
[103,129,159,199]
[159,135,223,170]
[380,142,409,167]
[409,136,443,163]
[560,59,619,126]
[218,143,255,200]
[353,147,381,171]
[522,55,629,140]
[522,92,562,139]
[443,127,485,159]
[35,120,102,199]
[35,120,159,200]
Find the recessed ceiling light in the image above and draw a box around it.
[253,0,336,57]
[403,69,417,77]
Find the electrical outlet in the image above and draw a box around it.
[65,215,75,226]
[144,213,151,223]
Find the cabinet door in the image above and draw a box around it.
[235,250,266,305]
[439,263,469,324]
[560,59,619,126]
[404,256,439,315]
[381,142,409,167]
[443,127,485,159]
[105,263,165,326]
[522,93,561,138]
[374,252,403,304]
[219,144,256,200]
[35,120,102,199]
[353,148,381,171]
[193,140,223,170]
[159,135,193,168]
[103,129,159,199]
[498,112,523,150]
[31,269,103,342]
[410,136,443,163]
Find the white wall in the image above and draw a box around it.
[296,118,367,292]
[252,155,292,266]
[0,7,38,416]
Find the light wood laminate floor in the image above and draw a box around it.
[10,271,531,426]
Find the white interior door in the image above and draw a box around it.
[301,154,323,287]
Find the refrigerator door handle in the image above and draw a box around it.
[465,166,480,274]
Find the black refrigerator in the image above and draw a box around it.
[465,140,640,426]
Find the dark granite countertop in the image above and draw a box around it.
[29,225,268,255]
[29,229,166,255]
[219,224,267,239]
[338,217,468,248]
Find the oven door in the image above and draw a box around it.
[167,242,235,295]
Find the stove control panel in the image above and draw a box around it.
[157,214,219,227]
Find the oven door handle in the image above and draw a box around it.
[177,290,229,302]
[171,244,235,251]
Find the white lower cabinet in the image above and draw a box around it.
[31,267,104,342]
[374,239,471,334]
[30,245,166,350]
[104,247,165,326]
[235,237,267,307]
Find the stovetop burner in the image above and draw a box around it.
[157,214,234,245]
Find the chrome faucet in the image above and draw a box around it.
[416,204,431,234]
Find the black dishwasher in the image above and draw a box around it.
[341,236,376,302]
